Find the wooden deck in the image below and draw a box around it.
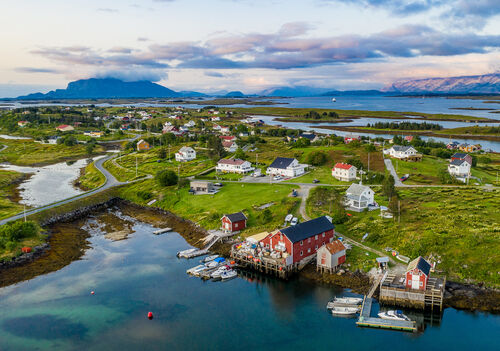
[356,297,417,332]
[230,248,294,279]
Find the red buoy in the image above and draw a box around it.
[147,312,153,320]
[91,291,95,295]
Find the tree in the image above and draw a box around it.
[388,195,399,215]
[156,170,178,187]
[207,135,225,160]
[234,148,246,160]
[306,150,327,166]
[158,148,167,159]
[364,144,376,152]
[382,174,396,200]
[261,209,272,223]
[346,157,364,170]
[85,143,95,156]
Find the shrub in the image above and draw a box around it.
[156,170,178,187]
[306,151,328,166]
[137,190,153,200]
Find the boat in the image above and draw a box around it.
[221,270,237,281]
[186,265,207,275]
[211,265,231,279]
[177,248,196,257]
[331,306,359,315]
[201,255,219,263]
[333,297,363,305]
[378,310,411,321]
[204,260,220,269]
[332,98,336,102]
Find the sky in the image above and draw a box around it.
[1,0,500,96]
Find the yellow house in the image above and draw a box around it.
[137,139,151,151]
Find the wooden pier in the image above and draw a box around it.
[230,247,295,279]
[356,297,417,332]
[379,272,445,311]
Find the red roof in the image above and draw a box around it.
[222,141,234,147]
[324,240,346,254]
[218,158,245,165]
[219,135,235,141]
[56,124,70,129]
[334,163,353,170]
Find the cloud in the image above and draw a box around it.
[137,37,149,42]
[327,0,445,15]
[97,8,119,13]
[204,71,225,78]
[15,67,61,74]
[108,47,133,54]
[94,69,168,82]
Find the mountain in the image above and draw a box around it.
[223,91,246,98]
[384,73,500,94]
[16,78,203,99]
[261,86,332,97]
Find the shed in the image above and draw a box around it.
[221,212,247,233]
[316,239,346,273]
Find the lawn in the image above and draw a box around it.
[119,180,300,234]
[76,161,106,190]
[103,159,144,182]
[387,156,447,184]
[313,187,500,286]
[0,139,104,166]
[0,170,25,220]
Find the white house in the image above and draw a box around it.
[344,183,375,211]
[384,145,418,159]
[266,157,308,178]
[213,124,222,131]
[448,159,471,178]
[184,120,195,128]
[222,141,238,153]
[211,116,221,121]
[332,163,357,181]
[216,159,254,174]
[175,146,196,162]
[220,126,230,134]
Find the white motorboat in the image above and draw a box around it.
[378,310,410,321]
[221,270,237,281]
[333,297,363,305]
[204,260,220,269]
[211,266,231,279]
[331,306,359,315]
[202,255,219,263]
[331,98,336,102]
[186,265,206,275]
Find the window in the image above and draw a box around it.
[322,233,325,238]
[234,223,238,228]
[308,238,311,243]
[315,235,318,240]
[300,240,303,246]
[420,281,423,286]
[307,248,311,253]
[315,245,318,250]
[300,250,303,256]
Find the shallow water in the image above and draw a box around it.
[0,156,104,207]
[0,210,497,351]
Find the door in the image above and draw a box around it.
[411,276,420,290]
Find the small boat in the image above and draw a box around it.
[221,270,237,281]
[177,248,196,257]
[378,310,410,321]
[211,265,231,279]
[201,255,219,263]
[331,98,336,102]
[331,306,359,315]
[186,265,206,275]
[204,260,221,269]
[333,297,363,305]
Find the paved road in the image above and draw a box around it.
[0,153,129,225]
[384,158,404,187]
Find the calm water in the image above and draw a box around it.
[0,156,104,207]
[0,210,497,351]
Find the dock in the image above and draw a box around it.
[230,246,295,279]
[177,249,209,258]
[356,297,417,332]
[153,227,172,235]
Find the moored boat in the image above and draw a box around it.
[201,255,219,263]
[331,306,359,315]
[186,264,207,275]
[221,270,237,281]
[378,310,410,321]
[333,297,363,305]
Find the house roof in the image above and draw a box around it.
[56,124,71,129]
[280,216,334,243]
[392,145,414,152]
[450,159,468,166]
[334,163,354,170]
[219,135,235,140]
[218,158,246,165]
[406,256,431,276]
[346,183,371,197]
[179,146,194,153]
[324,240,346,254]
[222,141,235,147]
[137,139,148,145]
[223,212,247,223]
[452,152,469,159]
[299,133,316,140]
[268,157,295,169]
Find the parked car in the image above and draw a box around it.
[312,179,320,183]
[291,189,298,197]
[400,174,409,182]
[290,217,298,226]
[214,182,223,187]
[273,175,282,181]
[285,214,293,222]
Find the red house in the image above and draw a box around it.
[221,212,247,233]
[261,216,335,265]
[451,152,472,166]
[344,135,361,144]
[219,135,236,142]
[405,256,431,291]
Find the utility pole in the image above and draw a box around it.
[368,152,370,173]
[398,200,401,224]
[136,156,138,177]
[23,204,26,222]
[168,144,171,161]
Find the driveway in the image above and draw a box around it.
[384,158,404,187]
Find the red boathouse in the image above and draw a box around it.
[221,212,247,233]
[405,256,431,291]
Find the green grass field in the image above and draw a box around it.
[119,180,300,234]
[76,161,106,190]
[311,187,500,286]
[0,170,25,220]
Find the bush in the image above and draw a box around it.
[156,170,178,187]
[345,157,364,170]
[261,209,272,223]
[306,151,328,166]
[0,221,38,247]
[137,190,153,200]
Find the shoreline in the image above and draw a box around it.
[0,198,498,312]
[313,125,500,141]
